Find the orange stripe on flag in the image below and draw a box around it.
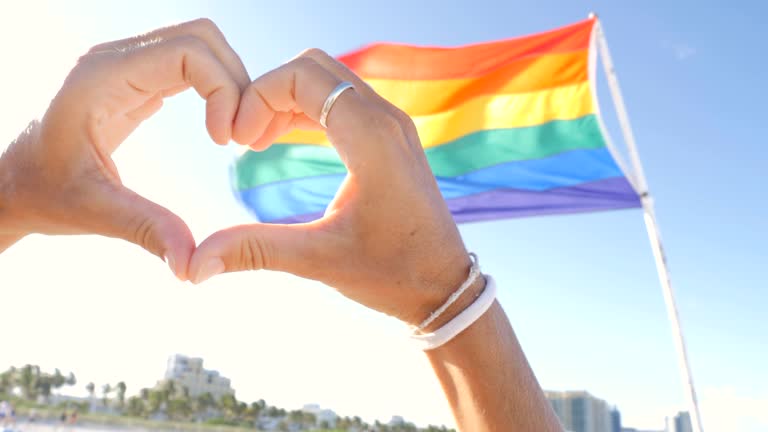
[366,51,588,116]
[339,18,595,80]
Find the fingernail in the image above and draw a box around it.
[194,257,225,284]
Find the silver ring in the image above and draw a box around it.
[319,81,355,128]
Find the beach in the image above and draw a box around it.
[7,422,215,432]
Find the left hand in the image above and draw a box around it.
[188,49,472,325]
[0,19,250,279]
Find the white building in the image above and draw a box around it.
[160,354,234,399]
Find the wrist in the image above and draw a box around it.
[402,251,485,329]
[420,274,487,333]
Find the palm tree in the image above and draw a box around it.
[125,396,145,417]
[147,389,164,414]
[101,383,112,408]
[288,409,303,426]
[338,416,352,429]
[246,400,264,421]
[160,380,176,401]
[266,406,280,418]
[302,411,317,429]
[195,392,216,419]
[167,398,192,421]
[86,382,96,411]
[219,394,238,420]
[0,371,12,394]
[19,365,37,400]
[115,382,127,410]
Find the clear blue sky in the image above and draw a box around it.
[2,0,766,430]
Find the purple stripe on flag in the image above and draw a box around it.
[448,176,640,223]
[267,176,640,225]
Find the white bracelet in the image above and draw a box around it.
[413,253,481,332]
[410,275,497,351]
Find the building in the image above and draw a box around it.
[611,407,622,432]
[671,411,692,432]
[546,390,612,432]
[159,354,234,399]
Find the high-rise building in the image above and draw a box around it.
[546,390,612,432]
[611,407,622,432]
[159,354,234,399]
[672,411,693,432]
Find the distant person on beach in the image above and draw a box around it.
[0,19,562,432]
[69,410,78,425]
[0,402,15,429]
[59,411,67,423]
[0,401,7,427]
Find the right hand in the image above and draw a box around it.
[0,19,250,279]
[190,49,473,325]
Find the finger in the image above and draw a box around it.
[232,58,337,145]
[247,111,294,151]
[297,48,422,146]
[90,185,196,281]
[88,18,250,90]
[188,223,333,285]
[233,56,405,168]
[114,35,243,144]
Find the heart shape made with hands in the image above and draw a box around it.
[18,19,469,324]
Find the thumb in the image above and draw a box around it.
[189,223,330,284]
[90,185,196,280]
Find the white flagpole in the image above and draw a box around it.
[591,15,705,432]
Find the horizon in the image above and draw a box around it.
[2,357,677,429]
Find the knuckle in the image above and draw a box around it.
[188,18,222,37]
[298,47,330,61]
[353,107,408,150]
[393,108,415,129]
[292,56,320,71]
[133,217,157,255]
[175,34,208,53]
[397,111,419,140]
[373,110,405,136]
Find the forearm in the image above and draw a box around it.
[427,287,562,432]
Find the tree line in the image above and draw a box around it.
[1,365,453,432]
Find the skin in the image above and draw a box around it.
[0,19,562,432]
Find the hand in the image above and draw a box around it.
[0,19,250,279]
[190,49,472,324]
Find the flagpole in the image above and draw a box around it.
[591,15,704,432]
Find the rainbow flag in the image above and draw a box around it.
[232,18,641,224]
